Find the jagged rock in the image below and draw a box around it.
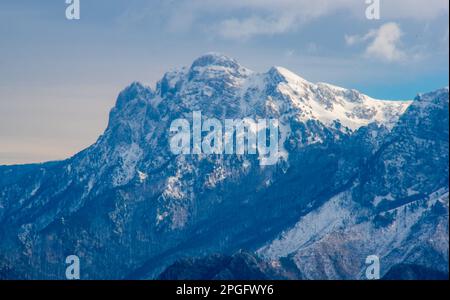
[0,54,447,279]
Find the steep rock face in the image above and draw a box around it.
[354,88,449,207]
[0,54,446,280]
[259,88,449,279]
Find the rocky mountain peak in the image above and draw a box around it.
[190,52,241,70]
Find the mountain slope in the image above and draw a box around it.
[259,88,449,279]
[157,251,297,280]
[0,54,446,279]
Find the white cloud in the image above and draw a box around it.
[344,35,358,46]
[218,14,297,39]
[153,0,448,40]
[212,0,359,39]
[366,23,406,62]
[346,23,407,62]
[118,0,448,40]
[345,30,376,46]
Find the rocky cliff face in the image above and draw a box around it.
[258,88,449,279]
[0,54,447,279]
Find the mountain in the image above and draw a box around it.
[258,87,449,279]
[0,53,447,279]
[157,251,297,280]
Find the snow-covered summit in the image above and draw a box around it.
[147,53,412,132]
[262,65,412,131]
[190,52,242,69]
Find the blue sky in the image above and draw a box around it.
[0,0,448,164]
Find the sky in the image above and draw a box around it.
[0,0,448,165]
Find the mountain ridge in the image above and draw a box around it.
[0,54,447,279]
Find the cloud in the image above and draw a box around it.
[213,0,359,39]
[346,22,407,62]
[380,0,448,20]
[365,23,406,62]
[217,14,297,39]
[345,30,376,46]
[147,0,448,40]
[116,0,448,40]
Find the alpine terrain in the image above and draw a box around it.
[0,53,448,279]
